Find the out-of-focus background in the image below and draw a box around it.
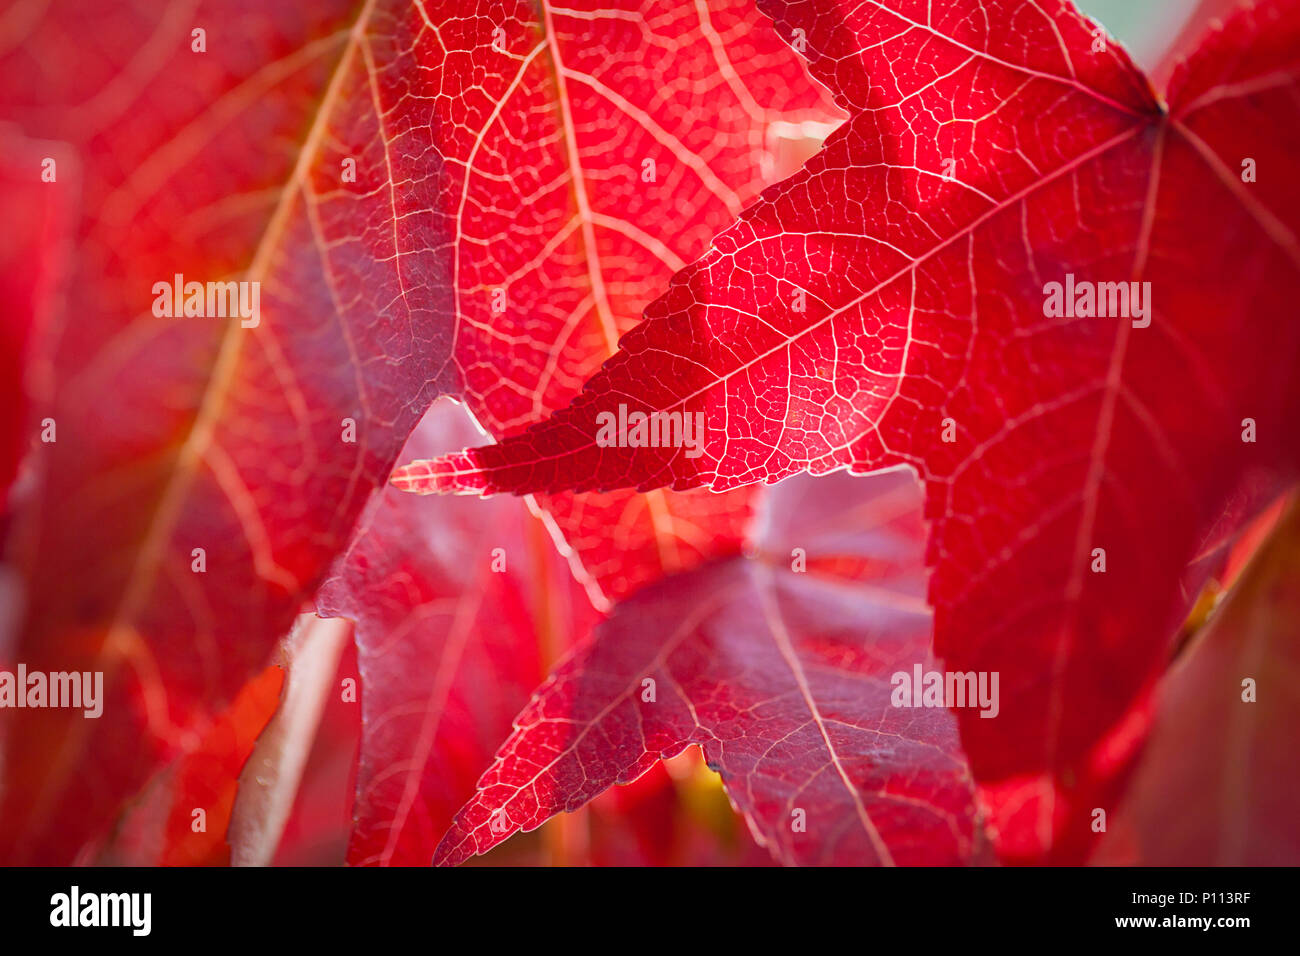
[1077,0,1203,74]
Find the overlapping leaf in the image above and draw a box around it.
[0,0,834,861]
[317,401,600,865]
[424,0,840,605]
[435,467,988,866]
[397,0,1300,856]
[305,0,845,864]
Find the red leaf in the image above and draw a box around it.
[306,0,841,864]
[1097,496,1300,864]
[540,486,760,608]
[435,467,989,866]
[317,401,600,866]
[978,682,1155,865]
[0,0,382,864]
[436,0,840,606]
[0,0,836,860]
[398,0,1300,856]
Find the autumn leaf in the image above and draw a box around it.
[0,0,843,861]
[316,400,601,865]
[298,0,844,864]
[396,0,1300,857]
[5,0,1295,874]
[0,0,376,864]
[303,0,842,864]
[435,467,989,867]
[432,0,840,607]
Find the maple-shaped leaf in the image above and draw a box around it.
[1096,495,1300,865]
[396,0,1300,856]
[0,0,838,861]
[435,467,988,866]
[310,0,843,862]
[317,401,600,866]
[418,0,840,606]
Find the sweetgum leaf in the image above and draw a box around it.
[309,0,842,863]
[434,0,840,606]
[398,0,1300,855]
[435,467,989,866]
[317,401,600,865]
[0,0,835,860]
